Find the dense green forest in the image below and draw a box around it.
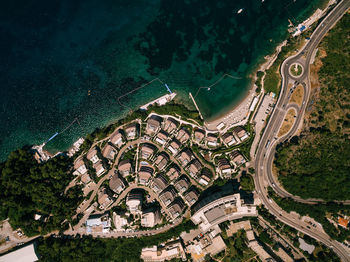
[37,220,196,261]
[0,148,83,236]
[275,130,350,200]
[147,101,203,124]
[274,13,350,200]
[240,170,255,192]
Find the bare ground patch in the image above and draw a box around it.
[278,108,296,137]
[303,48,326,129]
[289,84,304,106]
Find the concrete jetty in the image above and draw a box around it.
[189,92,204,120]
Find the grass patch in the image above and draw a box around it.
[290,64,303,77]
[289,84,304,106]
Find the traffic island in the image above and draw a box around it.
[289,63,303,77]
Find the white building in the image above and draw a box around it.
[113,212,128,231]
[94,161,105,177]
[141,208,161,228]
[74,158,87,175]
[87,148,99,164]
[86,214,111,233]
[126,190,143,214]
[0,243,38,262]
[140,239,186,262]
[191,193,257,232]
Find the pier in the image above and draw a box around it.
[139,93,177,111]
[189,92,204,120]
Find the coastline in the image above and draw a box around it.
[36,1,328,157]
[0,1,333,161]
[204,0,334,131]
[204,40,287,131]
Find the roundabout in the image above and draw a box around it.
[289,62,303,77]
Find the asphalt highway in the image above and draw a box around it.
[254,0,350,260]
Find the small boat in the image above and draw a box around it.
[237,8,244,14]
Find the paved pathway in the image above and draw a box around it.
[254,1,350,260]
[71,139,141,230]
[68,130,214,232]
[66,216,184,238]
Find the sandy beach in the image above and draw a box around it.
[204,39,287,132]
[204,0,335,132]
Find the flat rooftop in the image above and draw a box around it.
[204,206,225,224]
[0,243,39,262]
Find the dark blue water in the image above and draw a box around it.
[0,0,326,160]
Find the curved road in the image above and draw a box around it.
[254,1,350,261]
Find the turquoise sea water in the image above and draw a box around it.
[0,0,326,160]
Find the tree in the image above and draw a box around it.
[0,148,83,236]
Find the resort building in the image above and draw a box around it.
[246,231,273,262]
[166,165,181,181]
[154,152,169,170]
[221,132,237,146]
[163,117,179,133]
[194,129,205,143]
[141,207,161,228]
[217,158,232,176]
[109,174,126,194]
[98,187,113,210]
[177,149,192,165]
[125,123,138,140]
[198,169,212,186]
[151,174,168,193]
[85,213,111,234]
[74,158,88,175]
[167,139,181,155]
[93,160,105,177]
[187,159,202,177]
[118,159,133,177]
[233,126,249,141]
[146,115,163,136]
[176,128,190,144]
[168,199,186,219]
[140,143,156,160]
[174,176,190,193]
[205,235,227,256]
[184,188,200,206]
[113,212,128,231]
[159,187,177,206]
[187,234,227,261]
[126,190,143,214]
[206,133,218,147]
[140,239,186,262]
[191,192,257,232]
[138,166,154,185]
[155,130,169,145]
[87,148,99,164]
[81,173,91,184]
[110,129,124,147]
[0,243,39,262]
[229,151,246,166]
[102,144,116,160]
